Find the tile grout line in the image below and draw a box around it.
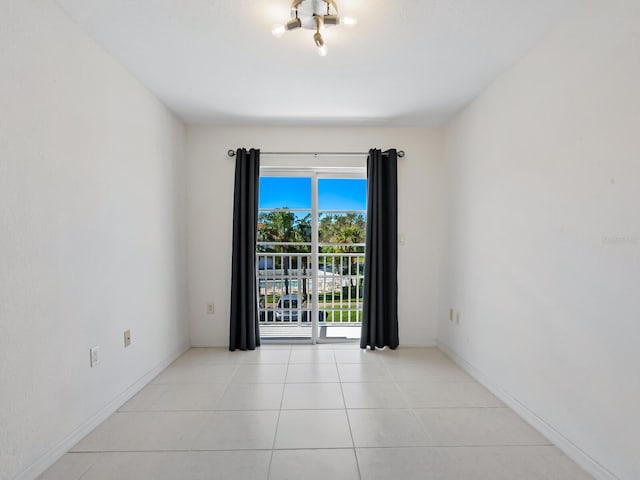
[266,347,292,479]
[69,441,555,455]
[47,347,575,479]
[72,453,100,480]
[336,354,363,480]
[384,351,479,444]
[184,360,236,457]
[388,355,436,443]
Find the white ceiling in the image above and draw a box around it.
[55,0,583,126]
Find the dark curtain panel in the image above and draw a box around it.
[361,149,399,350]
[229,148,260,351]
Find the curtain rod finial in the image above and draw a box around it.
[227,149,236,157]
[398,150,405,158]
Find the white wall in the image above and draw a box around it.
[186,126,444,347]
[439,1,640,479]
[0,2,189,479]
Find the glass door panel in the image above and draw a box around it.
[257,174,366,343]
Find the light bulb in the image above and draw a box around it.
[341,16,358,26]
[272,24,286,38]
[318,45,328,56]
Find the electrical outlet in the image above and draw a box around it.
[124,330,131,347]
[456,312,460,325]
[449,308,454,321]
[90,346,99,367]
[207,303,215,315]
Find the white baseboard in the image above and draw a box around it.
[436,341,619,480]
[14,342,190,480]
[401,338,438,347]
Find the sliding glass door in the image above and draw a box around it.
[257,170,366,343]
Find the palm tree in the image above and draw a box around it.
[258,209,310,296]
[333,224,364,282]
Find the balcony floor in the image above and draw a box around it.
[260,324,361,341]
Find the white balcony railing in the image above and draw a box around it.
[257,245,364,328]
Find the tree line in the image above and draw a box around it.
[257,209,366,296]
[257,209,365,252]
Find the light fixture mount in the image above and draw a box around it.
[293,0,336,30]
[272,0,357,56]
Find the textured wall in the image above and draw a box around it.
[0,2,189,479]
[440,1,640,478]
[185,126,445,347]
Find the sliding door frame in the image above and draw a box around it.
[259,166,366,344]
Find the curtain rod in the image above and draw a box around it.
[226,150,405,158]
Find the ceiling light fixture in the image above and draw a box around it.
[272,0,357,56]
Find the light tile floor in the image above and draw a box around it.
[39,344,593,480]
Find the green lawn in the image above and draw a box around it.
[323,309,363,323]
[259,294,363,323]
[261,293,363,305]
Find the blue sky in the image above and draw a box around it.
[259,177,367,211]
